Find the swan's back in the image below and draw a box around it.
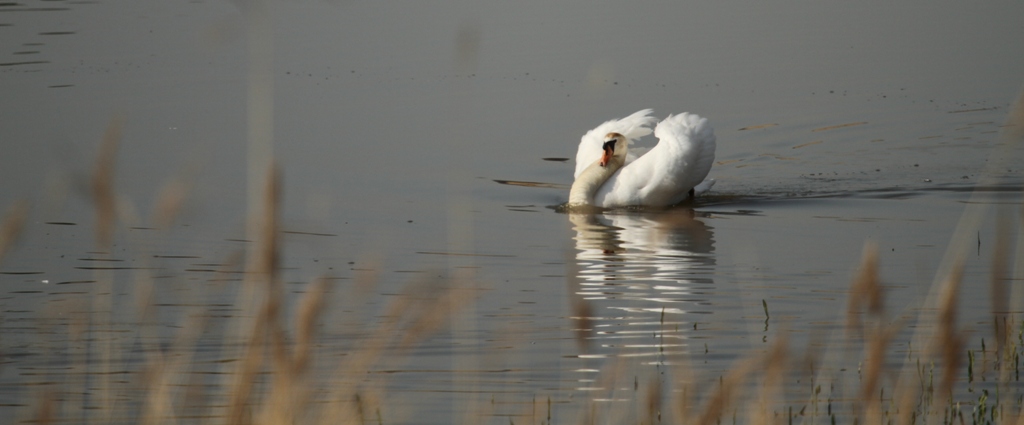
[593,113,716,207]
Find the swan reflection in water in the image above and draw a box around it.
[567,209,715,362]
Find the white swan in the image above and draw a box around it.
[569,109,716,207]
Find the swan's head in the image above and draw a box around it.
[599,132,627,167]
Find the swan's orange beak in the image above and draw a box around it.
[599,142,615,167]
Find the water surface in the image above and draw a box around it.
[1,0,1023,423]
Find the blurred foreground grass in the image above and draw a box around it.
[1,90,1023,424]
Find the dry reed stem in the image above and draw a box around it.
[389,277,476,349]
[935,259,965,401]
[860,321,898,422]
[139,308,207,425]
[751,335,788,425]
[674,377,696,424]
[989,207,1016,422]
[330,294,412,381]
[1002,87,1024,145]
[861,334,887,402]
[32,390,55,425]
[259,276,331,425]
[571,357,629,425]
[643,374,664,425]
[92,115,123,250]
[893,374,922,425]
[696,355,761,425]
[88,247,118,420]
[839,242,915,423]
[294,276,330,374]
[255,163,281,280]
[42,296,86,423]
[991,207,1010,361]
[226,162,281,425]
[130,262,212,420]
[351,256,383,297]
[399,279,478,349]
[889,315,927,425]
[0,200,29,262]
[151,179,190,228]
[227,316,266,425]
[232,1,275,417]
[797,332,824,390]
[835,242,889,421]
[134,273,165,425]
[257,163,287,425]
[313,277,474,425]
[846,242,882,337]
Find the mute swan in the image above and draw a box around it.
[569,109,716,207]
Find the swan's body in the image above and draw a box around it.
[570,109,716,207]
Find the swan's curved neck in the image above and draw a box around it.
[568,155,625,206]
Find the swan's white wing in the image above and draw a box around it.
[594,113,716,207]
[574,109,657,178]
[654,113,716,196]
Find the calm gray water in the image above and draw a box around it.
[2,0,1023,423]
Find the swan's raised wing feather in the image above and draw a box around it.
[594,113,716,207]
[653,112,716,194]
[574,109,656,178]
